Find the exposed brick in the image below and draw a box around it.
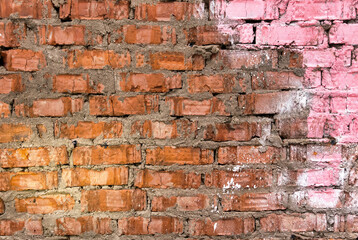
[62,167,128,187]
[205,169,273,189]
[38,25,85,45]
[89,95,159,116]
[150,52,204,70]
[81,189,146,212]
[135,169,201,189]
[0,123,32,143]
[15,194,74,214]
[152,196,177,212]
[0,146,68,168]
[166,97,229,116]
[0,219,42,236]
[346,215,358,232]
[0,171,57,191]
[118,216,183,235]
[55,121,122,139]
[146,146,214,165]
[0,198,4,214]
[222,193,286,211]
[55,216,112,235]
[187,74,236,93]
[218,146,284,164]
[73,145,141,166]
[60,0,129,20]
[260,213,327,232]
[203,122,260,141]
[67,50,130,69]
[1,49,46,71]
[152,195,209,212]
[0,0,52,18]
[0,22,26,47]
[276,117,308,139]
[135,2,204,21]
[53,74,104,93]
[217,50,278,69]
[123,25,176,44]
[252,71,304,90]
[131,119,197,139]
[189,217,255,236]
[0,74,23,94]
[119,73,181,92]
[0,101,10,118]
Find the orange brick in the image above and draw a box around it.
[89,95,159,116]
[38,25,85,45]
[146,146,213,165]
[62,167,128,187]
[205,170,273,189]
[56,216,112,235]
[60,0,129,20]
[15,194,75,214]
[150,52,204,70]
[135,169,201,189]
[67,50,130,69]
[0,219,42,236]
[0,0,52,18]
[177,194,209,211]
[0,101,10,118]
[123,25,175,44]
[166,97,230,116]
[0,146,68,168]
[73,145,141,166]
[222,193,286,211]
[118,216,183,235]
[0,74,23,94]
[55,121,122,139]
[1,49,46,71]
[53,74,104,93]
[119,73,181,92]
[0,22,26,47]
[189,217,255,236]
[0,171,58,191]
[0,123,32,143]
[0,198,4,214]
[131,119,197,139]
[152,196,177,212]
[203,122,260,141]
[218,146,284,164]
[252,71,304,90]
[81,189,146,212]
[187,74,236,93]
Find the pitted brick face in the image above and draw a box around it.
[0,0,357,238]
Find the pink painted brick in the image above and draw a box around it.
[347,96,358,113]
[280,168,342,187]
[292,189,342,209]
[257,24,325,46]
[331,96,347,113]
[306,145,342,164]
[330,23,358,45]
[303,50,335,68]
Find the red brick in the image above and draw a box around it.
[0,171,57,191]
[0,22,26,47]
[257,24,324,46]
[346,215,358,232]
[187,74,236,93]
[189,217,255,236]
[62,167,128,187]
[205,170,273,189]
[0,219,42,236]
[146,146,213,165]
[222,193,285,211]
[0,0,52,18]
[0,146,68,168]
[135,169,201,189]
[118,216,183,235]
[55,121,122,139]
[89,95,159,116]
[150,52,204,70]
[53,74,104,93]
[131,119,197,139]
[0,74,23,94]
[135,2,204,21]
[15,194,74,214]
[152,196,177,212]
[67,50,130,69]
[152,194,209,212]
[0,198,4,214]
[260,213,327,232]
[81,189,146,212]
[252,71,304,90]
[123,25,175,44]
[276,117,308,139]
[56,216,112,235]
[0,101,10,118]
[185,25,254,45]
[218,146,284,164]
[73,145,141,166]
[166,97,229,116]
[60,0,129,20]
[38,25,85,45]
[0,123,32,143]
[216,50,277,69]
[203,122,260,141]
[119,73,181,92]
[1,49,46,71]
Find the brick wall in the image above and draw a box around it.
[0,0,357,239]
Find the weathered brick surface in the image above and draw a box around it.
[0,0,356,239]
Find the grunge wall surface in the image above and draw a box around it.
[0,0,357,239]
